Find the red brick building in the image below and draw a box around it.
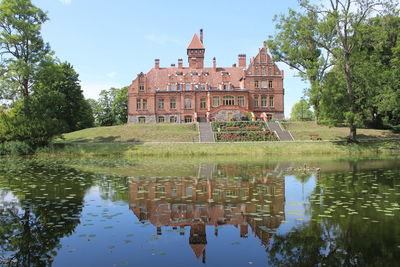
[128,30,285,124]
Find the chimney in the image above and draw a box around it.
[200,29,203,44]
[155,59,160,69]
[178,58,183,69]
[213,57,216,70]
[238,54,246,68]
[232,63,237,67]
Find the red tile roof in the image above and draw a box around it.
[187,34,204,49]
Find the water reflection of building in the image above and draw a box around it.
[128,164,285,262]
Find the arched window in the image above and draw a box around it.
[158,116,165,123]
[222,95,235,106]
[138,117,146,123]
[184,116,192,123]
[170,116,177,123]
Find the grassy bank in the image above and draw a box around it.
[282,121,400,140]
[57,123,199,143]
[39,139,400,157]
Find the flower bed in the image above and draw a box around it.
[212,121,266,132]
[212,121,278,142]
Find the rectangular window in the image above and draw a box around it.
[261,96,267,107]
[185,83,191,91]
[254,96,259,108]
[158,116,165,123]
[139,82,144,91]
[170,98,176,110]
[238,96,245,107]
[177,83,182,91]
[184,98,192,109]
[185,116,192,123]
[200,97,206,109]
[269,80,273,88]
[269,96,274,107]
[170,83,177,91]
[261,81,267,89]
[142,99,147,110]
[136,99,141,111]
[158,99,164,110]
[138,117,146,123]
[254,80,259,89]
[212,96,220,107]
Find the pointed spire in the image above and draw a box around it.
[187,34,204,49]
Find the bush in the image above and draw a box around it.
[0,141,34,156]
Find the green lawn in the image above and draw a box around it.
[281,121,400,141]
[57,123,199,143]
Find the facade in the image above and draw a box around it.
[128,30,285,124]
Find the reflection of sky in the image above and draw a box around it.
[54,185,272,266]
[277,174,316,234]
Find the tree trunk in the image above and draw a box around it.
[343,53,357,142]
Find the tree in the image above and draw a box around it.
[267,9,334,121]
[299,0,395,141]
[91,87,128,126]
[291,98,314,121]
[0,0,50,109]
[34,59,94,132]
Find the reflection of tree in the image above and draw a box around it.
[268,165,400,266]
[0,159,94,266]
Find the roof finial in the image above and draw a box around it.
[200,29,203,44]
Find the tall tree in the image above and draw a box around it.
[267,9,334,121]
[299,0,395,141]
[0,0,50,109]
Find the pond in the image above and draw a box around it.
[0,156,399,266]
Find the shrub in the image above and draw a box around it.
[0,141,34,156]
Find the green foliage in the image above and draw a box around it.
[290,99,314,121]
[0,141,33,155]
[0,0,50,103]
[91,87,128,126]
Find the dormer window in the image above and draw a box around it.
[191,71,198,76]
[176,71,183,76]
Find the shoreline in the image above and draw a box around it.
[37,139,400,157]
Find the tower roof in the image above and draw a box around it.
[190,244,206,259]
[187,34,204,49]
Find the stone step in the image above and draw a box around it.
[266,121,294,142]
[199,122,215,142]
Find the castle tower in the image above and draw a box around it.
[187,30,205,69]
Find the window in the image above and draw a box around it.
[177,83,182,90]
[261,81,267,89]
[212,96,220,107]
[138,117,146,123]
[139,84,144,91]
[269,80,273,88]
[200,97,206,109]
[223,83,229,90]
[223,95,235,106]
[184,116,192,123]
[185,83,191,91]
[158,116,165,123]
[170,116,177,123]
[170,98,176,110]
[238,96,245,107]
[136,99,141,111]
[184,98,192,109]
[142,99,147,110]
[158,99,164,110]
[254,80,259,89]
[261,96,267,107]
[269,96,274,107]
[200,83,206,90]
[254,96,259,107]
[169,83,177,91]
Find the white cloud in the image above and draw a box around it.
[81,81,123,100]
[106,72,117,79]
[145,33,183,46]
[59,0,72,5]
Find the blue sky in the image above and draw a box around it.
[34,0,308,118]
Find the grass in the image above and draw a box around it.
[57,123,199,143]
[39,139,400,157]
[281,121,400,141]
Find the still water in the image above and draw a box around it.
[0,157,399,266]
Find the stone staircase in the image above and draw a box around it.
[199,122,215,143]
[266,121,294,141]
